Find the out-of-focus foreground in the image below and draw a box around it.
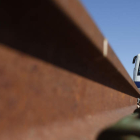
[0,0,139,140]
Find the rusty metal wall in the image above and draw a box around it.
[0,0,139,140]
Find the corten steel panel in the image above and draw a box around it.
[0,45,137,140]
[0,0,139,140]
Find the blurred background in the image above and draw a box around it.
[80,0,140,78]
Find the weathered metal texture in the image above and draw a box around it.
[0,45,137,140]
[0,0,139,140]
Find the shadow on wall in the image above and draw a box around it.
[0,0,138,97]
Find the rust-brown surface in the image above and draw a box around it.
[0,45,137,140]
[0,0,139,140]
[52,0,140,95]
